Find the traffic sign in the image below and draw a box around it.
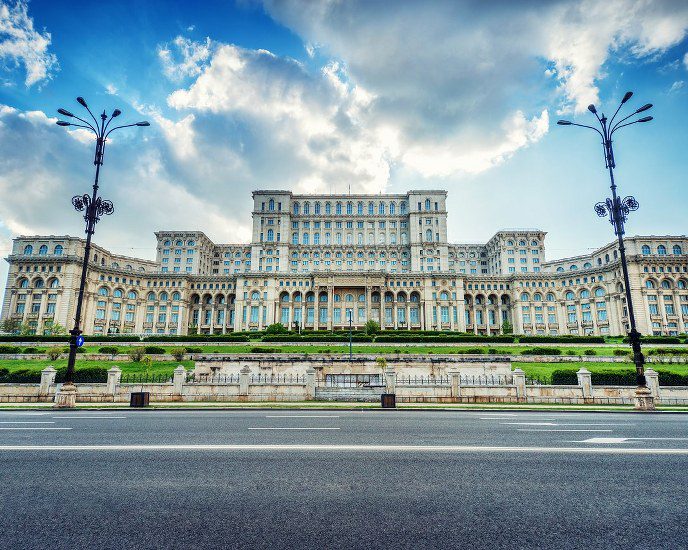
[76,335,85,348]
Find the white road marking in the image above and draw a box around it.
[517,429,614,432]
[0,412,50,416]
[580,437,629,444]
[503,422,632,427]
[0,428,71,430]
[0,421,55,424]
[264,415,340,418]
[51,416,127,419]
[248,427,341,430]
[0,444,686,454]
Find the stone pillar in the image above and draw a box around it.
[39,366,57,396]
[512,368,526,400]
[449,369,461,399]
[53,382,77,408]
[385,364,396,394]
[106,366,122,396]
[644,368,660,399]
[173,365,186,396]
[305,366,316,400]
[576,368,592,399]
[239,366,250,396]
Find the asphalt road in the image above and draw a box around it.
[1,410,687,550]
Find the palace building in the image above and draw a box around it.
[1,190,687,337]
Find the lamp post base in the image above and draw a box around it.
[54,382,77,408]
[633,385,655,411]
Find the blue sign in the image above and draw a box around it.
[76,335,85,348]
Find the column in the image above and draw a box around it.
[576,368,592,400]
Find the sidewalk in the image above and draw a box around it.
[1,401,687,412]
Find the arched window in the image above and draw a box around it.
[147,291,156,301]
[400,202,407,214]
[251,291,260,300]
[357,202,363,215]
[661,280,671,289]
[440,291,448,300]
[127,291,137,300]
[293,202,300,215]
[425,199,430,210]
[303,202,310,215]
[345,293,354,302]
[269,199,275,211]
[546,293,555,301]
[368,202,374,215]
[390,202,396,214]
[336,203,342,215]
[293,292,302,302]
[645,280,656,289]
[99,287,109,297]
[570,265,578,271]
[401,232,408,245]
[49,278,59,289]
[594,288,606,297]
[159,292,169,302]
[38,245,47,255]
[307,293,315,303]
[533,293,542,301]
[425,229,432,241]
[677,279,687,289]
[657,245,667,255]
[556,267,564,272]
[23,245,33,255]
[642,245,651,255]
[565,291,575,300]
[319,292,328,302]
[583,262,592,268]
[673,245,682,255]
[280,292,289,302]
[267,229,274,242]
[314,202,320,214]
[172,291,181,301]
[520,292,529,301]
[325,202,331,214]
[113,289,123,298]
[379,202,385,215]
[54,245,63,255]
[19,278,29,288]
[303,232,310,245]
[580,289,590,299]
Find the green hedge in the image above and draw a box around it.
[623,336,682,344]
[550,368,688,386]
[0,345,22,354]
[518,336,605,344]
[261,334,374,342]
[373,334,515,343]
[141,335,250,342]
[648,348,688,356]
[0,366,109,383]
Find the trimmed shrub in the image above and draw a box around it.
[0,345,21,354]
[584,349,597,356]
[170,347,185,361]
[373,334,515,344]
[98,346,120,355]
[0,368,41,383]
[143,346,166,355]
[648,348,688,356]
[623,336,681,344]
[183,346,203,354]
[47,348,62,361]
[521,347,562,355]
[613,349,628,356]
[128,348,145,362]
[22,347,40,354]
[55,367,108,383]
[487,348,498,355]
[550,369,578,385]
[519,335,604,344]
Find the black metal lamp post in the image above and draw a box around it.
[348,312,353,361]
[557,91,655,410]
[54,97,149,407]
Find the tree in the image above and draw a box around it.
[0,318,21,334]
[265,323,288,334]
[501,319,513,334]
[43,322,67,336]
[364,320,381,335]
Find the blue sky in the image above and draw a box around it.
[0,0,687,295]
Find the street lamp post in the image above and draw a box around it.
[557,91,655,411]
[348,313,353,361]
[53,97,149,408]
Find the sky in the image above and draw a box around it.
[0,0,687,296]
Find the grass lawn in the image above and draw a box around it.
[0,359,193,377]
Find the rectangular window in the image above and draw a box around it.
[440,306,449,324]
[319,307,327,324]
[250,306,259,323]
[333,308,341,324]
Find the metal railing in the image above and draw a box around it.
[250,373,306,384]
[120,373,171,384]
[397,375,450,386]
[460,374,513,386]
[320,374,385,388]
[189,373,240,384]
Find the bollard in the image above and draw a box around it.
[39,366,57,396]
[576,368,593,399]
[106,366,122,396]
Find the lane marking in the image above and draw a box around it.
[0,444,686,454]
[503,423,632,427]
[0,421,55,424]
[517,429,614,432]
[579,437,688,444]
[264,415,340,419]
[0,413,50,416]
[248,427,341,431]
[0,428,71,430]
[51,416,127,419]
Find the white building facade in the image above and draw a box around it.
[2,190,687,337]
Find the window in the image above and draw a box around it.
[673,245,682,255]
[657,245,667,255]
[642,245,651,255]
[23,245,33,255]
[54,245,63,255]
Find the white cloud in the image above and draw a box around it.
[684,52,688,70]
[105,83,118,95]
[158,35,213,81]
[669,80,685,93]
[0,0,58,87]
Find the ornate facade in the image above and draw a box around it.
[2,190,687,337]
